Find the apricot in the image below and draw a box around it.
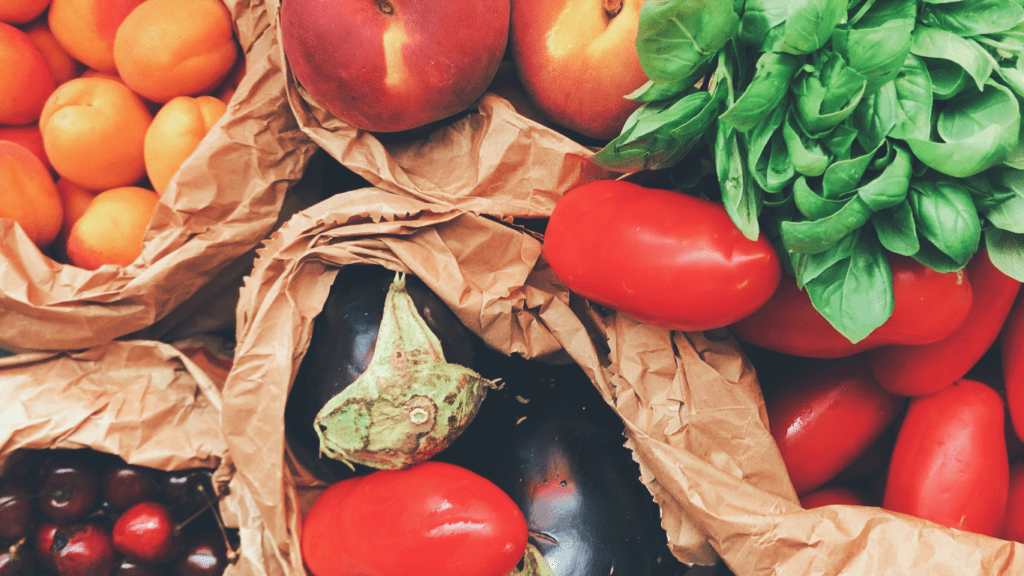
[0,0,50,25]
[144,95,226,194]
[65,185,159,269]
[114,0,239,103]
[0,22,57,126]
[39,76,152,191]
[55,177,97,257]
[0,140,63,249]
[48,0,146,73]
[24,15,85,85]
[0,123,53,172]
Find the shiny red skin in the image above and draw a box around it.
[866,248,1020,396]
[112,501,179,564]
[883,379,1009,537]
[731,253,973,358]
[52,522,118,576]
[765,355,906,495]
[1003,460,1024,543]
[34,521,60,573]
[301,461,528,576]
[799,485,874,509]
[542,180,782,331]
[1002,290,1024,443]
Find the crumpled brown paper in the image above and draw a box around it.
[0,0,318,352]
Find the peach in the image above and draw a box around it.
[280,0,509,132]
[65,185,159,269]
[144,95,226,194]
[47,0,146,73]
[23,15,85,85]
[0,140,63,249]
[39,76,152,190]
[0,22,57,126]
[0,0,51,25]
[0,123,53,172]
[113,0,239,104]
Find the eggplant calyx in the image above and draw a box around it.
[506,544,555,576]
[314,272,491,470]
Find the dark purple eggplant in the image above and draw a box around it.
[285,264,479,482]
[437,350,698,576]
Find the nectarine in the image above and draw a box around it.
[47,0,146,73]
[65,185,159,269]
[0,0,51,25]
[0,140,63,249]
[0,22,57,126]
[144,95,227,194]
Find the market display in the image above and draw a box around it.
[7,0,1024,575]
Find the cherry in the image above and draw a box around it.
[111,502,178,564]
[161,470,214,520]
[33,521,59,573]
[51,522,116,576]
[0,477,34,542]
[101,461,163,514]
[171,531,230,576]
[113,557,169,576]
[0,539,34,576]
[38,451,101,524]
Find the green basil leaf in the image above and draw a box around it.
[782,110,831,176]
[772,0,848,55]
[628,77,700,104]
[793,51,869,136]
[767,128,798,191]
[909,176,983,266]
[790,228,859,286]
[833,3,916,93]
[927,58,972,100]
[637,0,740,83]
[920,0,1024,36]
[857,143,913,211]
[912,237,970,272]
[803,230,894,343]
[720,52,803,131]
[737,0,788,48]
[822,142,883,199]
[911,27,994,92]
[781,195,875,254]
[851,81,900,151]
[716,123,762,240]
[872,200,921,255]
[890,54,934,141]
[995,65,1024,99]
[986,227,1024,281]
[748,98,793,192]
[822,123,860,161]
[906,81,1021,177]
[982,168,1024,232]
[793,176,845,220]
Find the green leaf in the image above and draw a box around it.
[637,0,740,83]
[890,54,934,141]
[716,123,762,240]
[737,0,789,48]
[821,142,883,199]
[822,123,860,161]
[982,168,1024,232]
[851,81,900,151]
[720,51,803,131]
[833,0,917,93]
[782,110,831,176]
[781,195,875,254]
[909,176,983,267]
[927,59,972,100]
[920,0,1024,36]
[856,143,914,211]
[803,230,894,343]
[747,98,793,192]
[911,26,994,92]
[790,227,859,286]
[793,51,869,135]
[986,227,1024,281]
[793,176,846,220]
[872,200,921,255]
[773,0,849,55]
[906,81,1021,177]
[767,128,798,191]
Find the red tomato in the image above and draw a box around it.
[542,180,781,331]
[301,461,528,576]
[799,485,874,509]
[883,379,1009,537]
[1003,460,1024,543]
[865,247,1020,396]
[731,252,973,358]
[1002,291,1024,442]
[764,355,906,495]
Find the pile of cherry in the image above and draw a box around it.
[0,448,238,575]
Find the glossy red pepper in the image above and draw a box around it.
[799,485,874,509]
[883,378,1009,537]
[1003,460,1024,543]
[764,355,906,495]
[865,247,1020,396]
[730,252,973,358]
[1002,290,1024,443]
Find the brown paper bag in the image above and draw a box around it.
[0,0,320,352]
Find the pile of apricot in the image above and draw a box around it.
[0,0,243,269]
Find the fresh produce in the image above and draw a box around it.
[0,0,48,25]
[65,186,160,269]
[798,485,873,509]
[865,247,1020,396]
[438,349,689,576]
[0,21,55,125]
[143,95,228,195]
[286,265,483,481]
[591,0,1024,346]
[1004,460,1024,542]
[883,378,1009,537]
[301,461,528,576]
[280,0,509,133]
[0,448,237,576]
[762,355,906,495]
[543,179,781,332]
[0,140,63,250]
[508,0,652,140]
[1001,290,1024,440]
[46,0,147,73]
[730,251,973,358]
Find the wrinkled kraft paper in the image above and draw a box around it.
[0,0,318,352]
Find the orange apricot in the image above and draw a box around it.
[0,140,63,249]
[0,0,51,25]
[55,176,97,252]
[65,185,159,269]
[113,0,239,103]
[23,15,85,85]
[0,22,57,126]
[0,123,53,172]
[48,0,146,73]
[39,76,152,190]
[144,95,226,194]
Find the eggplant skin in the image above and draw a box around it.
[285,264,477,483]
[437,351,690,576]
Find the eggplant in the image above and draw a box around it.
[285,265,480,482]
[437,350,695,576]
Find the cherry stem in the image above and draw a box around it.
[197,484,239,563]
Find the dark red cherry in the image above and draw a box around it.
[51,522,117,576]
[33,521,59,573]
[171,531,229,576]
[161,470,214,520]
[101,462,162,513]
[113,556,169,576]
[38,451,101,524]
[112,502,178,564]
[0,477,34,542]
